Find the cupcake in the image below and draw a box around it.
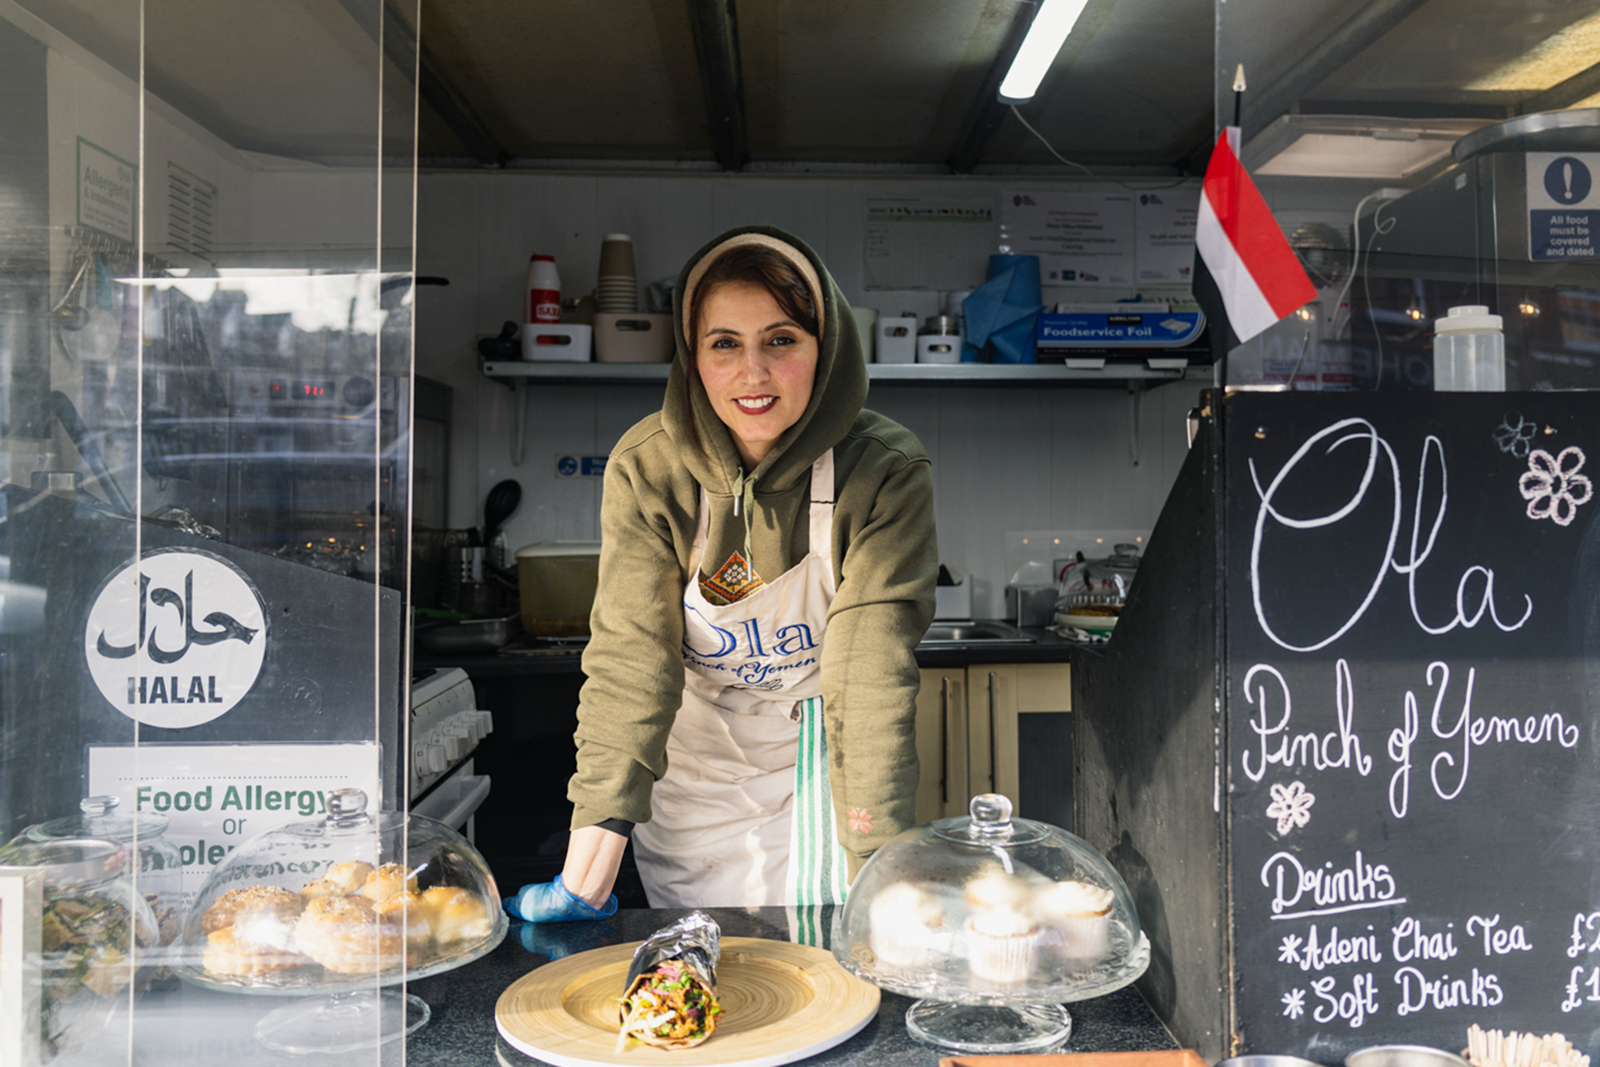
[962,865,1032,912]
[965,904,1041,985]
[1033,879,1114,960]
[868,882,949,969]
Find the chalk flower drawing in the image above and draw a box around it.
[1278,933,1303,965]
[1282,988,1307,1020]
[846,807,873,834]
[1493,412,1538,457]
[1519,447,1593,527]
[1266,780,1316,835]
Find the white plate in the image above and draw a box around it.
[1057,611,1119,631]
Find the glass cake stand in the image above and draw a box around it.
[174,789,507,1053]
[833,793,1150,1054]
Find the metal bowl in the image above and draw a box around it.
[1347,1046,1473,1067]
[1219,1055,1327,1067]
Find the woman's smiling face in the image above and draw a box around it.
[695,281,819,470]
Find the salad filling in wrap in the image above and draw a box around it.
[615,911,722,1050]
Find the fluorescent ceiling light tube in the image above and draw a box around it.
[998,0,1091,103]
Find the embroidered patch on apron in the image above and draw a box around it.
[701,551,766,603]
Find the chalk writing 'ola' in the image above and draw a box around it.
[1249,418,1532,651]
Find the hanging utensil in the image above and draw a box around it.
[482,479,522,551]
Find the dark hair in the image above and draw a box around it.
[683,244,820,453]
[689,244,819,342]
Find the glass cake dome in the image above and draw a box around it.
[0,835,162,1063]
[28,796,183,953]
[174,788,506,1053]
[833,793,1150,1054]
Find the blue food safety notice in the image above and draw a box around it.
[555,454,608,478]
[1527,152,1600,260]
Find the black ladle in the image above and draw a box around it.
[482,478,522,551]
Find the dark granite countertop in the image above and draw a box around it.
[411,907,1176,1067]
[119,908,1171,1066]
[418,624,1085,678]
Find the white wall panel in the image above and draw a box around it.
[710,178,831,253]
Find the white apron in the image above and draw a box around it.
[633,450,850,910]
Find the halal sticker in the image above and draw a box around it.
[84,548,268,728]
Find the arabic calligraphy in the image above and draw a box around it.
[95,570,257,664]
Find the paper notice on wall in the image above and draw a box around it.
[87,742,381,911]
[76,138,137,244]
[1000,190,1135,288]
[1526,152,1600,261]
[1134,189,1200,284]
[864,196,995,291]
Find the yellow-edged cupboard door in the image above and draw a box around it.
[914,667,969,824]
[965,663,1072,820]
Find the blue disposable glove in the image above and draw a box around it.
[503,874,618,923]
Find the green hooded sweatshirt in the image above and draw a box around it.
[567,225,938,875]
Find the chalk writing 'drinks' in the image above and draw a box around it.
[1262,850,1399,918]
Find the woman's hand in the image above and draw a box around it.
[561,823,629,908]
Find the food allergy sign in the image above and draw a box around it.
[1527,153,1600,261]
[84,548,268,728]
[76,138,136,244]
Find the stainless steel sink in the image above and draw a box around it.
[919,620,1037,645]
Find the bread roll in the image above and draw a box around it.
[295,896,404,974]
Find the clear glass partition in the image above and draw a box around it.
[1217,0,1600,392]
[0,1,423,1061]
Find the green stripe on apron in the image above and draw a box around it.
[788,695,849,945]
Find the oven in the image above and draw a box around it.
[409,667,494,842]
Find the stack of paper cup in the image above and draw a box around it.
[596,233,638,314]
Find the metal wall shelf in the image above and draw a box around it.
[481,360,1212,386]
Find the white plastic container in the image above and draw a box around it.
[917,334,961,363]
[520,323,592,361]
[1433,305,1505,391]
[877,315,918,363]
[527,254,560,324]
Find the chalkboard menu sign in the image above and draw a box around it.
[1226,392,1600,1060]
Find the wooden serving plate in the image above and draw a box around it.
[495,936,880,1067]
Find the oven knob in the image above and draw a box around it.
[342,376,376,409]
[428,740,449,773]
[477,710,494,736]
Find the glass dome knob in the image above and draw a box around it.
[969,793,1014,834]
[80,795,119,818]
[326,788,370,828]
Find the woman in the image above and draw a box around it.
[506,226,937,919]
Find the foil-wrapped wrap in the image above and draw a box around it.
[615,911,722,1050]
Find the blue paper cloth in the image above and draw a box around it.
[962,254,1043,363]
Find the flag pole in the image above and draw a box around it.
[1232,64,1245,130]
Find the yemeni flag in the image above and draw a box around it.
[1193,127,1317,347]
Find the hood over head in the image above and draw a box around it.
[663,226,868,496]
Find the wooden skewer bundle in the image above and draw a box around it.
[1467,1025,1590,1067]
